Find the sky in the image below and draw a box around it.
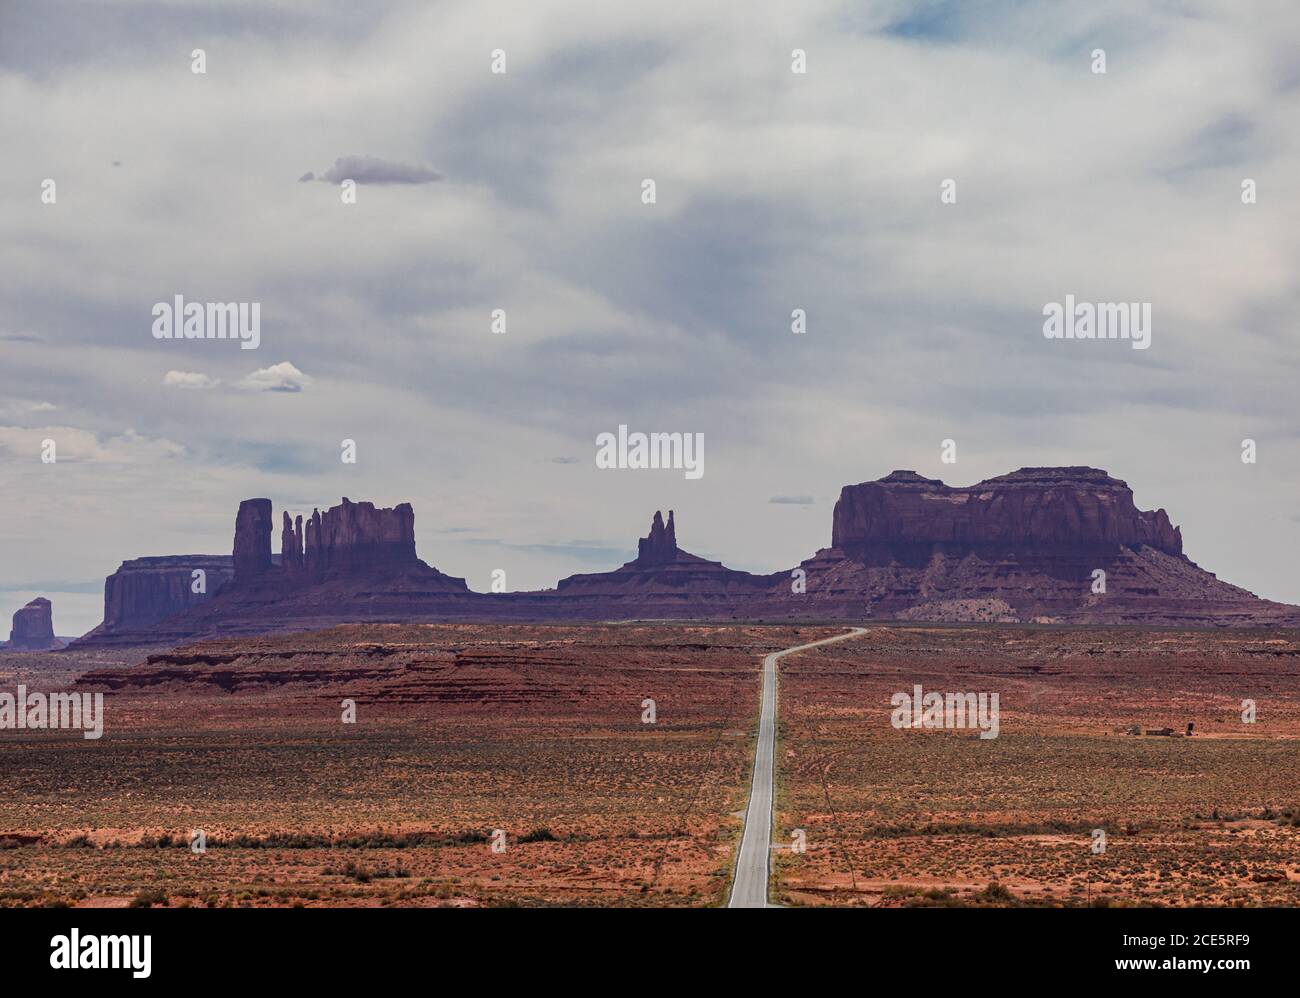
[2,0,1299,636]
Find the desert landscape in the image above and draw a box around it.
[5,6,1296,981]
[5,464,1300,908]
[0,624,829,908]
[777,625,1300,907]
[4,620,1299,908]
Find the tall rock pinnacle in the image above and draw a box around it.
[233,499,274,582]
[636,510,679,565]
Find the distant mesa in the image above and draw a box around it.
[74,556,233,648]
[785,467,1287,626]
[69,466,1300,647]
[8,597,63,651]
[236,497,447,588]
[70,497,471,648]
[74,496,431,648]
[831,467,1181,555]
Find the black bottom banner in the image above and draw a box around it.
[0,907,1279,985]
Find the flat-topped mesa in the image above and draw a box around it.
[831,466,1183,556]
[103,555,233,630]
[65,555,234,647]
[636,510,679,565]
[9,597,59,650]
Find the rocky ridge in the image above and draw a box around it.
[67,467,1300,645]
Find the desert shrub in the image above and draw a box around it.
[974,881,1015,904]
[63,834,94,848]
[519,828,558,843]
[138,834,176,849]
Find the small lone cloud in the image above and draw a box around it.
[769,495,815,505]
[312,155,442,186]
[0,331,43,342]
[0,399,56,421]
[162,370,220,390]
[238,361,311,393]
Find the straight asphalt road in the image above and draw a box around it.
[728,626,870,908]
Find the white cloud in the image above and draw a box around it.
[0,425,184,464]
[0,399,56,420]
[237,362,312,393]
[3,0,1300,609]
[162,370,220,389]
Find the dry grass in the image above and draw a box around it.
[775,625,1300,906]
[0,623,837,907]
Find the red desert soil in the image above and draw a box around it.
[5,622,1299,907]
[775,625,1300,907]
[0,623,838,908]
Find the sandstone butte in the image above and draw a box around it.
[7,597,63,651]
[65,468,1300,648]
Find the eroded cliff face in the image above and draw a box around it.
[242,498,418,583]
[280,513,304,572]
[831,468,1182,556]
[69,556,234,647]
[70,469,1300,647]
[233,499,274,582]
[302,498,417,579]
[769,468,1295,626]
[8,597,60,650]
[104,556,234,629]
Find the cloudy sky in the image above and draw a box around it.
[2,0,1299,636]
